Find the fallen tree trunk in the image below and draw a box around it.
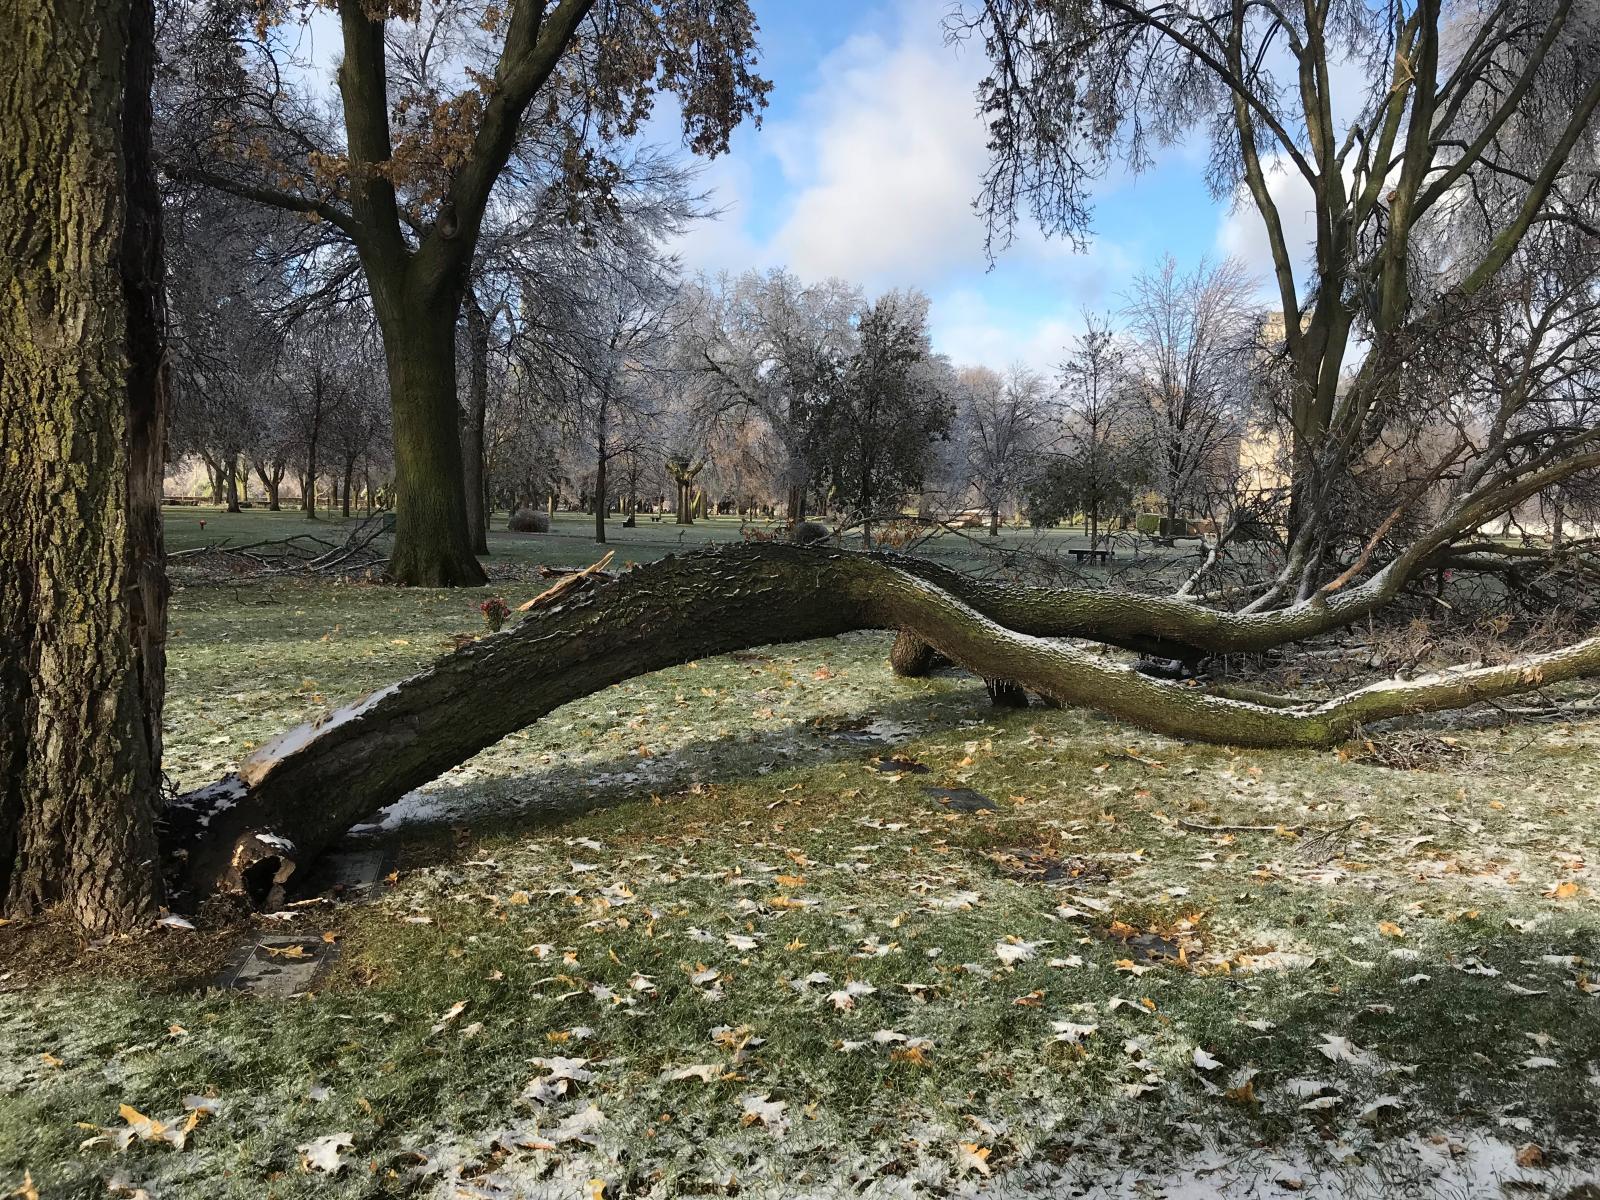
[167,543,1600,904]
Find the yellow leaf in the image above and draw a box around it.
[40,1053,63,1069]
[1225,1079,1257,1105]
[957,1143,992,1176]
[587,1180,608,1200]
[775,874,805,888]
[119,1104,163,1136]
[1550,881,1580,899]
[1378,921,1405,938]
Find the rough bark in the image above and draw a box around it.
[462,291,490,555]
[379,301,487,586]
[889,630,944,676]
[1,0,167,931]
[168,544,1600,904]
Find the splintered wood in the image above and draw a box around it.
[518,551,616,613]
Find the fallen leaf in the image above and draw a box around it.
[957,1142,992,1176]
[430,1000,468,1034]
[298,1132,354,1174]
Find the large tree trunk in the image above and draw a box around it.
[225,450,241,512]
[594,450,608,545]
[462,291,490,555]
[167,543,1600,905]
[376,298,486,586]
[0,0,167,931]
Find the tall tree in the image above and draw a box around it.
[683,270,861,521]
[958,0,1600,602]
[1026,316,1143,549]
[1121,256,1254,528]
[162,0,767,585]
[1,0,168,930]
[810,292,953,547]
[957,364,1048,535]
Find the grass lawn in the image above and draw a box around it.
[160,505,1181,577]
[3,548,1599,1197]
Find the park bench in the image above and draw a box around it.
[1069,547,1112,564]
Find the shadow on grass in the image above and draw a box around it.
[336,676,1001,857]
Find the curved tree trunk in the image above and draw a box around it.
[168,544,1600,905]
[1,0,167,931]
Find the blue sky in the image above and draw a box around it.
[286,0,1302,372]
[666,0,1290,373]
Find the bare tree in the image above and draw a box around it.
[1121,256,1255,532]
[954,0,1600,602]
[1027,315,1144,549]
[958,365,1049,534]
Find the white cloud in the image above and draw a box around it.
[670,153,770,278]
[1215,153,1317,295]
[764,6,992,288]
[931,290,1086,376]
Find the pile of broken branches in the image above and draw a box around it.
[167,511,394,577]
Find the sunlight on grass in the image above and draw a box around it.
[5,573,1600,1198]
